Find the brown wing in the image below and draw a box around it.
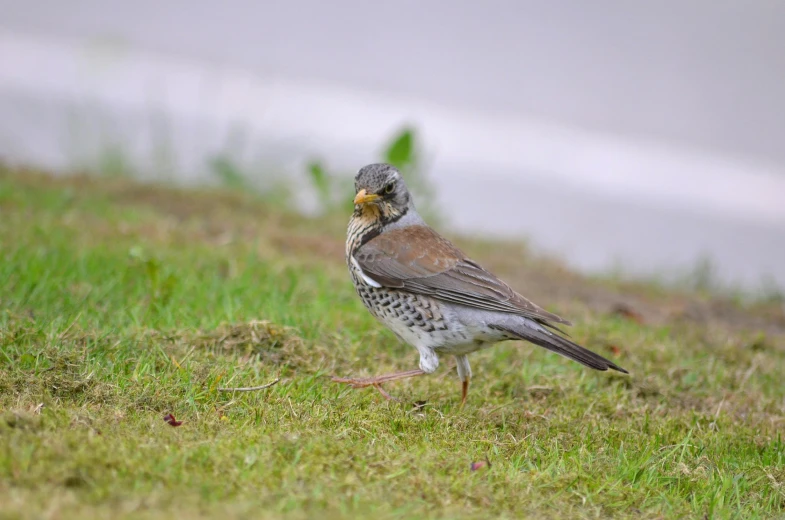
[353,225,571,326]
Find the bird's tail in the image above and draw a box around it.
[492,322,628,374]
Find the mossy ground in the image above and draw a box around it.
[1,167,784,519]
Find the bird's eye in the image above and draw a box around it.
[384,182,395,194]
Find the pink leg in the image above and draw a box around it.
[332,369,426,400]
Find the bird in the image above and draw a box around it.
[332,163,628,405]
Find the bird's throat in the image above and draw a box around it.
[347,201,408,256]
[347,208,382,257]
[358,203,382,222]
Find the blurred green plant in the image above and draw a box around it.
[209,154,250,191]
[84,125,437,221]
[305,159,354,215]
[759,276,785,304]
[129,245,178,312]
[384,127,415,170]
[305,126,440,221]
[97,146,134,179]
[208,125,258,192]
[382,126,438,222]
[306,161,332,202]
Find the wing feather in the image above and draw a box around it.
[353,225,571,326]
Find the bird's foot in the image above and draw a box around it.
[331,377,401,401]
[330,375,382,389]
[332,376,374,388]
[331,369,426,401]
[331,369,425,387]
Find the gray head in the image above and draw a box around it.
[353,163,414,221]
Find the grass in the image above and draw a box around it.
[1,166,784,519]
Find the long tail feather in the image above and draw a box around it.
[493,323,628,374]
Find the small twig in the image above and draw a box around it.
[714,399,724,418]
[217,378,280,393]
[58,311,83,339]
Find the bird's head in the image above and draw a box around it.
[352,163,414,222]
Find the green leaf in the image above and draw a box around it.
[384,128,415,169]
[209,155,248,190]
[307,160,331,200]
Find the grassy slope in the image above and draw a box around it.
[1,168,784,520]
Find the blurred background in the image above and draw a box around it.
[1,0,784,292]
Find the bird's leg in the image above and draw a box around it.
[331,369,426,399]
[455,355,472,408]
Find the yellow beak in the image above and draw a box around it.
[354,189,381,205]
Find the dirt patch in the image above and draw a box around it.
[167,320,329,372]
[0,330,114,406]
